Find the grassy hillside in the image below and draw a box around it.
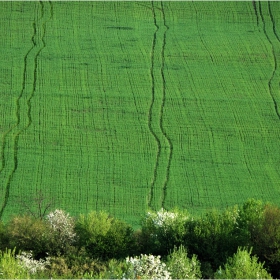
[0,1,280,227]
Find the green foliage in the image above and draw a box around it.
[250,204,280,277]
[140,208,188,256]
[0,222,9,251]
[185,206,240,274]
[75,211,135,260]
[6,215,49,258]
[214,247,272,279]
[1,200,280,278]
[234,199,265,247]
[166,245,201,279]
[0,248,29,279]
[96,259,128,279]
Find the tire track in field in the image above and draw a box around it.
[0,1,52,218]
[192,3,215,64]
[148,1,172,210]
[252,0,259,27]
[259,2,280,121]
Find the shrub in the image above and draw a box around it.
[6,215,49,258]
[0,221,9,251]
[185,206,240,273]
[16,251,50,275]
[214,247,272,279]
[124,254,171,279]
[47,256,72,278]
[75,211,135,260]
[234,198,265,248]
[251,204,280,277]
[96,259,128,279]
[140,208,188,256]
[46,209,76,256]
[166,245,201,279]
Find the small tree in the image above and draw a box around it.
[140,208,188,256]
[75,211,135,260]
[214,247,272,279]
[18,189,54,220]
[185,206,240,271]
[166,245,201,279]
[45,209,76,256]
[252,204,280,277]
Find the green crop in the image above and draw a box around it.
[0,2,280,227]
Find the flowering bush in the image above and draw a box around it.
[46,209,76,255]
[124,254,171,279]
[140,208,188,256]
[16,251,50,275]
[146,208,181,230]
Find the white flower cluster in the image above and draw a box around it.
[125,254,171,280]
[46,209,76,246]
[16,251,50,275]
[147,208,178,228]
[147,208,188,232]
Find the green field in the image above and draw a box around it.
[0,1,280,227]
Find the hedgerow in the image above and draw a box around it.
[0,199,279,278]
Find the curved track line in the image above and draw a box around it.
[192,3,214,64]
[252,0,259,27]
[147,1,161,209]
[259,2,280,121]
[0,1,52,218]
[268,2,280,42]
[147,1,172,210]
[160,1,172,209]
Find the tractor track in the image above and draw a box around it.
[148,1,172,210]
[259,2,280,122]
[0,1,52,218]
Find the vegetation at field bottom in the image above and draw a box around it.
[1,199,280,278]
[1,1,280,227]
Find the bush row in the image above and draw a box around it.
[0,199,279,278]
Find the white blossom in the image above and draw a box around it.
[124,254,171,279]
[16,251,50,275]
[46,209,76,246]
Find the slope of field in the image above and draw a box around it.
[0,1,280,227]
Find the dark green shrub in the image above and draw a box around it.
[0,221,9,251]
[250,204,280,277]
[184,206,241,277]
